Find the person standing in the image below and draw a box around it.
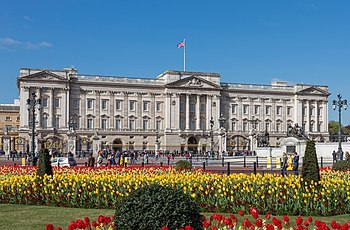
[281,152,288,177]
[88,153,95,168]
[292,152,300,175]
[96,151,103,167]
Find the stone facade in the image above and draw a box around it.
[16,68,330,156]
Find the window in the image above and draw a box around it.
[265,122,270,132]
[265,106,271,115]
[143,101,149,111]
[276,106,282,115]
[73,99,79,110]
[276,122,281,132]
[180,102,185,112]
[231,104,237,114]
[243,105,249,114]
[156,120,161,130]
[243,122,248,132]
[129,101,135,111]
[54,117,60,129]
[129,119,135,130]
[5,125,12,131]
[287,107,292,116]
[42,116,48,129]
[101,118,107,130]
[42,98,48,108]
[190,103,195,112]
[156,102,161,112]
[190,118,195,130]
[115,100,122,110]
[200,103,205,113]
[200,119,206,130]
[143,119,149,130]
[5,116,11,121]
[54,98,60,108]
[232,121,236,131]
[254,105,260,115]
[87,99,93,109]
[115,119,121,130]
[87,118,93,129]
[101,100,108,110]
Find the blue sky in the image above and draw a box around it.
[1,0,350,124]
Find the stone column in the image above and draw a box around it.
[137,93,142,130]
[282,99,287,132]
[165,93,171,130]
[185,94,190,130]
[95,90,101,129]
[50,88,55,128]
[173,93,180,130]
[36,88,42,128]
[206,95,212,130]
[237,97,242,131]
[150,93,155,129]
[196,95,200,130]
[20,87,30,128]
[3,133,10,156]
[67,131,77,156]
[305,100,310,132]
[323,100,328,132]
[110,91,115,129]
[92,132,100,158]
[123,92,129,129]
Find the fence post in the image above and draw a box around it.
[244,156,246,167]
[321,157,323,168]
[253,162,257,175]
[85,162,88,167]
[203,161,206,171]
[160,162,163,167]
[227,162,230,175]
[167,158,170,165]
[222,157,225,167]
[142,162,144,167]
[256,156,259,167]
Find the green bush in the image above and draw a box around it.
[37,148,53,177]
[301,140,320,183]
[175,160,192,171]
[114,184,203,230]
[332,160,350,171]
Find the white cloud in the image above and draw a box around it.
[23,16,32,21]
[0,37,52,51]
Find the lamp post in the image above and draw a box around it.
[209,117,214,155]
[332,94,347,161]
[26,92,41,166]
[155,130,160,153]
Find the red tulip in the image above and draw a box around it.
[84,216,90,224]
[203,220,211,228]
[161,226,169,230]
[55,228,62,230]
[304,220,310,227]
[283,215,289,223]
[255,219,263,228]
[46,224,54,230]
[243,218,252,228]
[296,216,303,225]
[307,217,313,223]
[249,207,259,219]
[265,213,271,220]
[185,225,193,230]
[211,226,217,230]
[238,210,244,216]
[230,214,237,222]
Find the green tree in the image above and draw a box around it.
[302,140,320,183]
[37,148,53,177]
[328,121,350,136]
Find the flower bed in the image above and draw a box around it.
[1,166,350,216]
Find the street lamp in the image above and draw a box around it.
[209,117,214,155]
[332,94,347,161]
[26,92,41,166]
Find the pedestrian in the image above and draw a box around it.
[96,151,103,167]
[281,152,288,177]
[88,153,95,168]
[292,152,299,175]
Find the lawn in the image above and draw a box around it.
[0,204,349,230]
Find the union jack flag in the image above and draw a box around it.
[177,40,185,48]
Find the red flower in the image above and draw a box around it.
[304,220,310,227]
[238,210,244,216]
[98,215,104,224]
[55,228,62,230]
[46,224,54,230]
[249,207,259,219]
[84,216,90,224]
[296,216,303,225]
[266,224,274,230]
[92,221,98,227]
[161,226,169,230]
[230,214,237,222]
[203,220,211,228]
[211,227,217,230]
[307,217,313,223]
[243,218,252,228]
[265,213,271,220]
[283,215,290,223]
[255,219,263,228]
[185,225,193,230]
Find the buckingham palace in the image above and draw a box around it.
[16,67,329,156]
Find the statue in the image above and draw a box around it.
[257,130,270,147]
[287,123,309,140]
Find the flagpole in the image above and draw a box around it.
[183,38,186,72]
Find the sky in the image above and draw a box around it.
[1,0,350,124]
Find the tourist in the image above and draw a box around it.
[293,152,299,175]
[96,151,103,167]
[281,152,288,176]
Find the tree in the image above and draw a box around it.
[37,148,53,177]
[302,140,320,183]
[328,121,350,136]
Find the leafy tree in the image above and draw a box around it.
[328,121,350,136]
[37,148,53,177]
[302,140,320,183]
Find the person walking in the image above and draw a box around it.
[292,152,300,175]
[281,152,288,177]
[88,153,95,168]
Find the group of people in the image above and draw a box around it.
[281,152,299,176]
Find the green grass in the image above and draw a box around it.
[0,204,349,230]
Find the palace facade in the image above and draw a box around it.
[16,68,329,156]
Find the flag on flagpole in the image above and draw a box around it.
[177,40,185,48]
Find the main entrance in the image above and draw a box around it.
[112,139,123,153]
[187,136,198,152]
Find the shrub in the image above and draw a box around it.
[302,140,320,182]
[175,160,192,171]
[37,148,53,177]
[114,184,203,230]
[332,160,350,171]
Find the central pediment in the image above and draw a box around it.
[19,70,67,81]
[165,75,221,89]
[297,86,330,96]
